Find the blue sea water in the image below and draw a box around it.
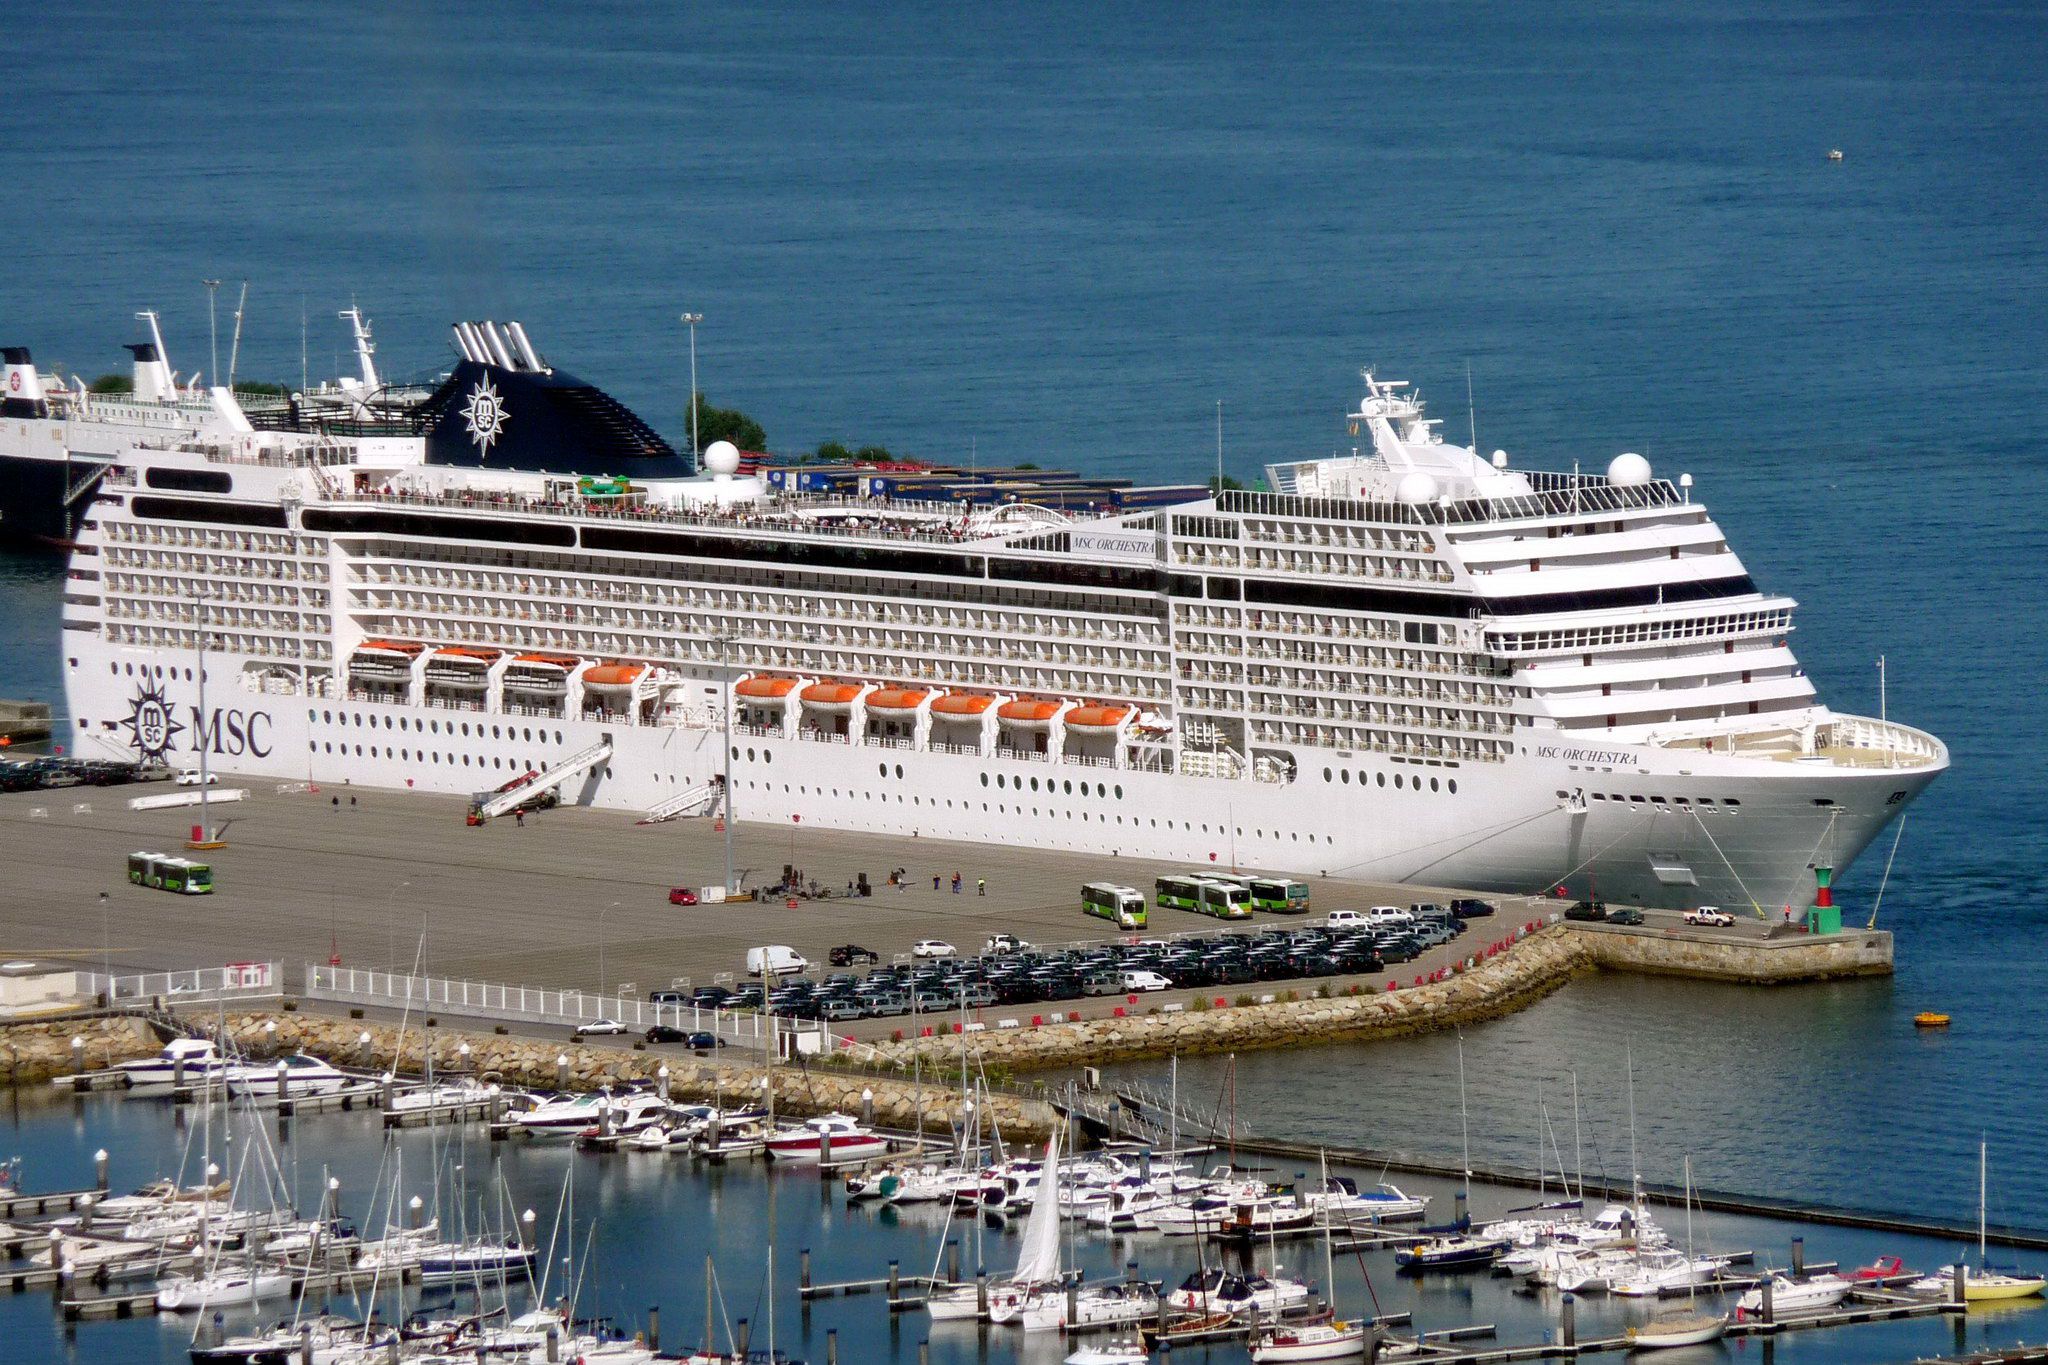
[2,3,2046,1346]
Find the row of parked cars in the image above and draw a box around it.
[649,902,1491,1023]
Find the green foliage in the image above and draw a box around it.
[1015,461,1041,471]
[233,380,288,397]
[1233,993,1255,1008]
[815,441,854,463]
[88,374,132,394]
[853,444,892,462]
[688,393,766,453]
[1189,995,1213,1012]
[1207,473,1246,493]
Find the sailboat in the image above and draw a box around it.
[1909,1140,2047,1303]
[1251,1152,1370,1361]
[985,1133,1065,1324]
[1625,1157,1729,1349]
[1395,1039,1506,1273]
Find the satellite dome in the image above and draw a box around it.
[702,440,742,476]
[1491,449,1509,469]
[1396,472,1440,505]
[1607,452,1652,487]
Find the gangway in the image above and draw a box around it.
[636,777,723,825]
[474,738,612,820]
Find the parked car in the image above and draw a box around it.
[174,769,219,786]
[818,999,866,1022]
[684,1031,727,1051]
[1118,969,1172,993]
[1563,901,1608,922]
[1685,906,1735,927]
[646,1024,690,1043]
[911,939,957,959]
[1325,909,1368,928]
[647,989,688,1006]
[1449,897,1497,918]
[1081,970,1123,996]
[747,945,809,977]
[572,1018,626,1037]
[1608,908,1645,926]
[829,944,879,966]
[985,933,1031,953]
[667,887,700,906]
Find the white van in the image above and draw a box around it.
[1325,909,1368,929]
[1120,969,1172,993]
[746,945,809,978]
[1363,905,1413,928]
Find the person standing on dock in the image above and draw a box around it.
[977,878,986,897]
[933,873,942,891]
[952,872,962,894]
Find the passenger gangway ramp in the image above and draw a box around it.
[637,778,723,825]
[477,738,612,819]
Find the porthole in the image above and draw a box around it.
[747,747,757,761]
[1063,780,1073,795]
[1448,780,1457,795]
[1114,785,1123,799]
[878,762,888,778]
[980,774,989,788]
[1030,777,1040,792]
[1376,772,1386,788]
[895,764,904,779]
[1430,777,1440,792]
[1341,770,1351,785]
[1324,767,1332,782]
[764,750,772,765]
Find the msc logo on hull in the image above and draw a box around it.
[120,686,273,762]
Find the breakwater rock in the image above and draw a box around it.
[0,1015,159,1084]
[211,1011,1059,1141]
[859,925,1591,1074]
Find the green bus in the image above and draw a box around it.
[1196,879,1253,920]
[1082,882,1148,929]
[127,851,215,895]
[1249,877,1311,914]
[1154,875,1207,911]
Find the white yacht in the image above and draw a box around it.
[53,320,1944,910]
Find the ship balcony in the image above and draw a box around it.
[1660,712,1946,771]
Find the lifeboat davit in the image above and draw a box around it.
[736,675,800,700]
[582,663,648,691]
[931,693,996,718]
[997,699,1063,732]
[357,639,425,656]
[866,689,930,712]
[1063,705,1132,733]
[801,682,864,714]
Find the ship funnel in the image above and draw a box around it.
[451,322,487,364]
[1,347,47,415]
[505,321,545,372]
[476,321,517,370]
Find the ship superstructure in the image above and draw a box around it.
[59,323,1946,909]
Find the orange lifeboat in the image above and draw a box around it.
[1064,705,1132,733]
[736,675,800,700]
[357,639,425,656]
[801,681,865,713]
[433,645,501,663]
[583,663,648,690]
[997,698,1063,732]
[866,689,930,711]
[513,652,578,670]
[931,693,996,718]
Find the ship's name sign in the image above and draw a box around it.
[1534,745,1632,766]
[1071,531,1154,560]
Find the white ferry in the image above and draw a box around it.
[55,317,1945,909]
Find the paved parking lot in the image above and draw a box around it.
[0,781,1558,1023]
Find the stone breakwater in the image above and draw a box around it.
[1,1015,158,1084]
[209,1012,1061,1141]
[860,925,1592,1074]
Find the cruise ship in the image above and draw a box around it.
[56,317,1947,909]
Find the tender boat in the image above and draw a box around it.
[764,1114,889,1163]
[1250,1318,1370,1361]
[224,1054,352,1098]
[112,1037,231,1090]
[1734,1272,1851,1318]
[1625,1308,1729,1349]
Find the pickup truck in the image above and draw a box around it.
[1684,906,1736,927]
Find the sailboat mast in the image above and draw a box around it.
[1980,1138,1988,1266]
[1570,1069,1584,1204]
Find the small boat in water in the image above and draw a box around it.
[113,1037,231,1090]
[1906,1142,2046,1304]
[1395,1232,1508,1272]
[156,1265,295,1311]
[1626,1308,1729,1349]
[224,1054,352,1098]
[763,1114,889,1163]
[1066,1339,1148,1365]
[1250,1317,1369,1361]
[1735,1272,1851,1318]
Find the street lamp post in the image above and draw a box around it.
[188,587,214,842]
[716,631,737,897]
[99,891,110,999]
[680,313,703,463]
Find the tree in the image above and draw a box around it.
[88,373,132,394]
[687,392,766,453]
[1207,473,1245,493]
[815,441,854,463]
[853,444,892,462]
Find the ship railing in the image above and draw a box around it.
[300,964,850,1054]
[867,734,914,750]
[930,740,984,757]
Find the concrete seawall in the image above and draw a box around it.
[1573,922,1893,981]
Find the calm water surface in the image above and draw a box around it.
[0,8,2044,1359]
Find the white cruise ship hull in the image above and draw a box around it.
[62,655,1933,910]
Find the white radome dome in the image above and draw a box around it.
[702,440,742,476]
[1396,472,1440,505]
[1607,452,1652,487]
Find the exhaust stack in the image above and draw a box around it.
[0,347,47,416]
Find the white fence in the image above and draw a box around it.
[299,964,829,1053]
[86,961,284,1006]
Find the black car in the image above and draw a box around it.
[645,1024,691,1044]
[1563,900,1608,922]
[1608,907,1645,926]
[1450,897,1497,918]
[684,1031,728,1050]
[830,944,880,967]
